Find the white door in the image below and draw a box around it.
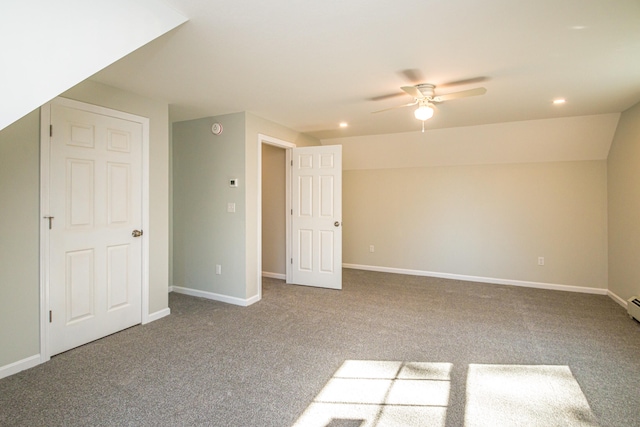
[290,145,342,289]
[47,103,143,356]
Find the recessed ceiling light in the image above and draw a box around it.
[339,122,348,128]
[553,99,566,105]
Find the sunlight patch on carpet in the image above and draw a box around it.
[465,364,598,427]
[292,360,451,427]
[294,361,599,426]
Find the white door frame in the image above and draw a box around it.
[257,134,296,298]
[39,97,150,362]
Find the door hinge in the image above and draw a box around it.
[291,160,293,166]
[291,258,293,264]
[291,209,293,215]
[50,124,53,137]
[49,310,52,323]
[44,216,54,229]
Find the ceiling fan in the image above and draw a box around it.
[373,81,487,131]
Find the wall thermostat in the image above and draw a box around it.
[229,178,238,187]
[211,123,223,135]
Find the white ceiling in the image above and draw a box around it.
[0,0,186,131]
[92,0,640,140]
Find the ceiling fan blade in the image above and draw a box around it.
[440,76,489,88]
[369,92,405,101]
[401,86,425,99]
[371,100,418,114]
[399,69,425,84]
[434,87,486,102]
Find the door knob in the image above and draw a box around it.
[334,221,341,227]
[132,230,143,237]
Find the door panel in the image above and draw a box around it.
[49,104,142,356]
[67,159,95,227]
[65,249,95,323]
[291,145,342,289]
[108,162,131,225]
[107,244,130,310]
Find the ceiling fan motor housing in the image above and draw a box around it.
[417,83,436,98]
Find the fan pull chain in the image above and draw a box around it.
[422,121,425,133]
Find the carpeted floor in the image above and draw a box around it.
[1,269,639,426]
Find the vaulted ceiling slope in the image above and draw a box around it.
[0,0,187,131]
[91,0,640,140]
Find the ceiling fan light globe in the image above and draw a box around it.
[414,105,434,121]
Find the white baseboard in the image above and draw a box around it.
[343,263,608,295]
[607,290,628,308]
[172,285,261,307]
[168,285,174,293]
[245,293,261,306]
[262,271,286,280]
[145,307,171,324]
[0,354,41,380]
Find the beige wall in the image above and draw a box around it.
[0,110,41,367]
[608,101,640,301]
[262,144,287,275]
[343,161,608,289]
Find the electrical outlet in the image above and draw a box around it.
[227,202,235,213]
[538,257,545,266]
[369,245,375,253]
[216,264,222,275]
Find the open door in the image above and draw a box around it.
[290,145,342,289]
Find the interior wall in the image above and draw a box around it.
[262,144,286,276]
[172,114,247,299]
[343,160,608,289]
[607,100,640,301]
[0,110,41,368]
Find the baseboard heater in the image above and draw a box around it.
[628,296,640,322]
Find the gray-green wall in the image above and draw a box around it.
[608,100,640,301]
[172,112,320,302]
[172,114,248,299]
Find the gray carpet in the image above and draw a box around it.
[1,269,639,426]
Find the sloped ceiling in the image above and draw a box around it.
[0,0,187,131]
[336,114,621,170]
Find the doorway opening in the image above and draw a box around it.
[257,134,295,300]
[262,143,288,280]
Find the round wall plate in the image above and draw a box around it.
[211,123,223,135]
